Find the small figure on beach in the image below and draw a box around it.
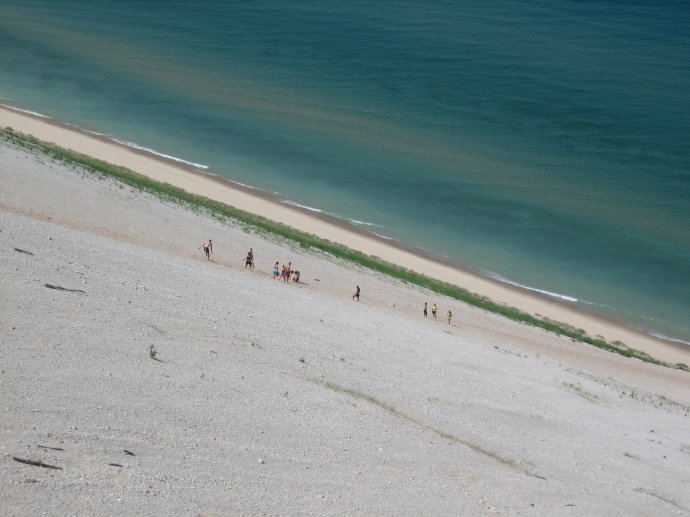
[423,302,428,317]
[245,248,254,269]
[353,285,360,301]
[283,262,292,283]
[199,239,212,260]
[432,303,437,319]
[447,310,452,325]
[273,261,280,279]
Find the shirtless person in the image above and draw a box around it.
[199,239,212,260]
[245,248,254,269]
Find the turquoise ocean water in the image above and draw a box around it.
[2,1,689,346]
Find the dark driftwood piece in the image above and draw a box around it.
[44,283,86,294]
[13,248,34,255]
[123,449,135,456]
[37,445,64,451]
[13,457,63,470]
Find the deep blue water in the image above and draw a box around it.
[2,1,689,344]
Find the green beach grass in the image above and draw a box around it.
[3,127,687,371]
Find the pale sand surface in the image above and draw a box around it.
[2,127,690,516]
[1,104,688,366]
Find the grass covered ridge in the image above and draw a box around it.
[2,127,687,371]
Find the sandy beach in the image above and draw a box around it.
[0,104,687,367]
[1,108,690,515]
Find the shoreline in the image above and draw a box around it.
[1,103,688,366]
[4,146,689,516]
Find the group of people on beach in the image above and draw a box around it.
[423,302,452,324]
[201,239,301,283]
[200,239,454,325]
[351,288,454,325]
[273,261,300,283]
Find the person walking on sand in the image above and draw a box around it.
[245,248,254,269]
[353,286,360,301]
[199,239,212,260]
[447,310,452,325]
[272,261,280,279]
[423,302,428,317]
[432,303,437,319]
[284,262,291,283]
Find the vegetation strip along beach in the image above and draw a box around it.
[3,127,685,371]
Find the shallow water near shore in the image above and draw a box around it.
[1,1,689,344]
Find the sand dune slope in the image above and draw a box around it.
[1,141,689,516]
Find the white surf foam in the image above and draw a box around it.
[281,200,324,213]
[226,179,262,191]
[349,218,382,227]
[648,332,690,348]
[490,274,580,303]
[0,103,49,118]
[112,139,209,170]
[0,103,210,170]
